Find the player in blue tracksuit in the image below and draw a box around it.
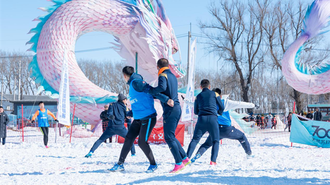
[84,94,135,158]
[110,66,172,173]
[190,88,253,163]
[186,79,224,165]
[125,116,136,155]
[144,58,190,173]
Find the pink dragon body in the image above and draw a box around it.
[282,0,330,95]
[28,0,184,125]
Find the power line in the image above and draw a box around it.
[0,33,195,58]
[0,47,113,58]
[75,47,111,53]
[1,32,330,59]
[190,34,330,52]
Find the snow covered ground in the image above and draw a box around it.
[1,127,330,185]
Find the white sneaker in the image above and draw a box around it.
[246,154,254,159]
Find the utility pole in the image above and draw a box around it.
[1,77,3,106]
[277,68,279,116]
[186,23,192,85]
[18,60,21,100]
[135,52,138,73]
[13,76,16,101]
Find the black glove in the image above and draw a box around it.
[31,120,35,124]
[109,115,115,120]
[55,119,59,122]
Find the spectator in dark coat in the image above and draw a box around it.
[100,105,111,143]
[255,115,261,127]
[249,114,255,122]
[287,112,292,132]
[0,106,9,145]
[306,111,313,119]
[314,108,322,121]
[85,93,136,158]
[271,115,277,129]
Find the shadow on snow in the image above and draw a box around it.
[116,170,330,185]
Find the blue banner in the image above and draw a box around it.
[290,114,330,148]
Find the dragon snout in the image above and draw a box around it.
[171,38,179,54]
[172,47,178,54]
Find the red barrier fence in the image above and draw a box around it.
[118,124,185,146]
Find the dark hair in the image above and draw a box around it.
[200,79,210,89]
[157,58,169,68]
[38,101,44,105]
[212,88,221,95]
[122,66,135,77]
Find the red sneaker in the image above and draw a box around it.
[169,163,185,173]
[45,146,49,149]
[210,161,216,165]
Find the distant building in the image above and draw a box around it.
[307,104,330,121]
[1,94,87,126]
[8,94,58,116]
[0,98,14,115]
[0,94,57,127]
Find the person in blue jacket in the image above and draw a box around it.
[190,88,253,163]
[110,66,173,173]
[144,58,190,173]
[186,80,224,165]
[85,93,135,158]
[31,101,58,148]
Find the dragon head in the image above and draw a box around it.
[114,0,184,81]
[154,0,179,54]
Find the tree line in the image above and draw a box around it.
[1,52,327,114]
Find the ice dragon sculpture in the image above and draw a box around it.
[282,0,330,94]
[27,0,184,124]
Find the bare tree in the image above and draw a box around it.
[77,59,129,95]
[262,1,330,113]
[0,51,37,96]
[200,0,267,106]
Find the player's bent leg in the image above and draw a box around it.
[239,134,252,155]
[226,126,252,155]
[186,123,206,159]
[191,135,213,163]
[138,118,157,166]
[117,120,141,165]
[87,128,115,156]
[208,116,220,164]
